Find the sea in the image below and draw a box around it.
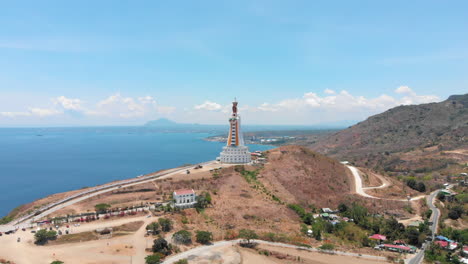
[0,127,275,217]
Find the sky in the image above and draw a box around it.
[0,0,467,127]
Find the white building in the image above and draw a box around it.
[218,99,251,164]
[173,189,197,209]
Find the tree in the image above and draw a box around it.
[145,254,162,264]
[35,229,57,245]
[302,213,314,225]
[146,222,160,235]
[173,230,192,245]
[152,238,171,256]
[448,210,460,220]
[94,203,111,213]
[51,261,64,264]
[338,203,348,213]
[195,193,210,210]
[416,182,426,192]
[406,227,420,246]
[314,229,322,241]
[239,229,258,244]
[174,259,188,264]
[158,218,173,232]
[195,230,213,244]
[406,179,416,189]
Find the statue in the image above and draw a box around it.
[232,101,238,114]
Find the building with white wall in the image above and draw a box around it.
[173,189,197,209]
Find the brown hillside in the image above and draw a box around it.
[259,146,353,208]
[310,94,468,173]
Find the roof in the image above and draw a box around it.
[435,235,453,242]
[173,189,195,195]
[383,244,411,251]
[369,234,387,240]
[435,241,449,247]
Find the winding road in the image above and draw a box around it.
[346,165,425,201]
[406,189,441,264]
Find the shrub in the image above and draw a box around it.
[51,261,64,264]
[172,230,192,245]
[195,230,213,244]
[94,203,111,213]
[239,229,258,245]
[145,254,162,264]
[152,238,171,256]
[174,259,188,264]
[146,222,160,235]
[158,218,173,232]
[34,229,57,245]
[448,210,460,220]
[319,243,335,250]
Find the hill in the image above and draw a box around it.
[310,94,468,173]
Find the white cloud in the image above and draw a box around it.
[194,101,222,111]
[324,89,336,95]
[395,85,415,95]
[53,96,84,111]
[0,108,61,118]
[258,102,279,112]
[1,93,175,121]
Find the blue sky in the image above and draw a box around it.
[0,0,467,126]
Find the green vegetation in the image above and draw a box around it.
[319,243,335,250]
[34,229,57,245]
[235,166,284,204]
[158,218,173,232]
[0,215,14,224]
[50,261,64,264]
[94,203,111,213]
[195,192,212,211]
[174,259,188,264]
[172,230,192,245]
[288,204,314,225]
[145,254,162,264]
[439,227,468,245]
[239,229,258,244]
[146,222,160,235]
[406,179,426,192]
[425,243,461,264]
[151,237,172,256]
[195,230,213,244]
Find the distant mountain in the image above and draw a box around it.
[310,94,468,172]
[144,118,181,127]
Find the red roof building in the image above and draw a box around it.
[173,189,195,195]
[435,241,449,248]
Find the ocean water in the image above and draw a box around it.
[0,127,274,217]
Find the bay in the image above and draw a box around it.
[0,127,274,217]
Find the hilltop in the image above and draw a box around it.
[310,94,468,174]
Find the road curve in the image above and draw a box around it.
[347,165,425,202]
[162,239,388,264]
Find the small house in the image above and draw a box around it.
[173,189,197,209]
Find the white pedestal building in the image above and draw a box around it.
[173,189,197,209]
[218,99,251,164]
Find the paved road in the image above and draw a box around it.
[347,165,425,201]
[0,161,216,233]
[406,189,441,264]
[162,239,388,264]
